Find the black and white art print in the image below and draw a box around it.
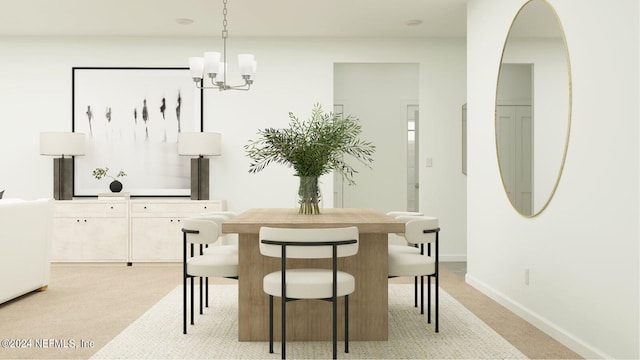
[72,67,202,197]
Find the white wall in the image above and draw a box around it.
[467,0,639,358]
[0,35,467,260]
[419,39,468,261]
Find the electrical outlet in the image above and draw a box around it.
[524,268,530,285]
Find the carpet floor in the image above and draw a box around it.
[91,284,527,359]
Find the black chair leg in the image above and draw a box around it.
[414,276,418,307]
[427,275,432,323]
[332,295,337,360]
[281,295,286,360]
[190,277,195,325]
[183,233,188,335]
[435,273,439,333]
[269,295,274,354]
[183,275,187,334]
[345,295,349,354]
[206,277,209,308]
[199,276,203,315]
[420,275,424,315]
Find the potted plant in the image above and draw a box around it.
[93,167,127,193]
[245,103,375,214]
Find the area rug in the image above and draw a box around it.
[91,284,527,359]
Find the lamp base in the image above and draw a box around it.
[53,158,73,200]
[190,158,210,200]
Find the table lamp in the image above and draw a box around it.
[40,132,86,200]
[177,132,221,200]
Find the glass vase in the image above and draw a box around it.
[297,176,322,215]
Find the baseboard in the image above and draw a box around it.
[465,273,611,359]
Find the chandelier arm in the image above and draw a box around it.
[194,81,251,91]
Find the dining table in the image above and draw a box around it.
[221,207,404,341]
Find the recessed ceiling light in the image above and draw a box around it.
[405,19,423,26]
[176,18,194,25]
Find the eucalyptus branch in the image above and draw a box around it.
[244,103,375,185]
[92,167,127,181]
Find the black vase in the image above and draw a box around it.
[109,180,123,193]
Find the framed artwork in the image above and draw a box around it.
[72,67,203,197]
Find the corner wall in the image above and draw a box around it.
[466,0,639,358]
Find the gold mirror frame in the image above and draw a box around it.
[495,0,572,217]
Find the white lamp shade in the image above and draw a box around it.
[188,57,205,79]
[40,132,86,156]
[238,53,255,76]
[215,62,227,83]
[178,132,222,156]
[204,52,221,75]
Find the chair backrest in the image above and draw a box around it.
[182,217,222,245]
[200,210,237,219]
[195,212,238,245]
[386,211,424,237]
[259,226,359,259]
[396,215,439,245]
[386,211,424,218]
[188,214,232,237]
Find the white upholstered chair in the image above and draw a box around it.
[181,217,238,334]
[192,212,238,307]
[259,226,359,360]
[388,215,440,332]
[386,211,423,307]
[199,212,238,299]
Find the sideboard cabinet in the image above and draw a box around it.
[129,200,225,262]
[52,199,225,263]
[52,200,129,262]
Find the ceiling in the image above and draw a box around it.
[0,0,468,38]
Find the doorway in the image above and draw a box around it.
[333,63,419,212]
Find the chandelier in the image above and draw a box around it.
[188,0,256,91]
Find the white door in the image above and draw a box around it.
[496,105,533,214]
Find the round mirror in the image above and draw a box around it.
[495,0,571,217]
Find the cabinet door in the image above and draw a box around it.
[52,218,128,262]
[130,218,184,261]
[52,218,84,260]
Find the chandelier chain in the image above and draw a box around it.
[222,0,228,39]
[222,0,228,84]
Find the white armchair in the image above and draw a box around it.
[0,198,54,304]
